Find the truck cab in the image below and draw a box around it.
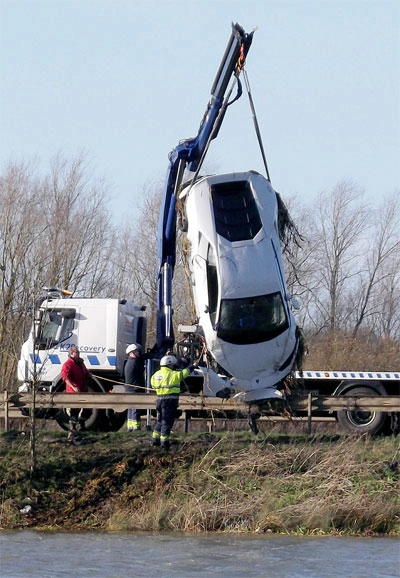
[18,290,146,431]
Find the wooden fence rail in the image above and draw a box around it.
[1,391,399,433]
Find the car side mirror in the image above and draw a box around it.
[290,297,300,310]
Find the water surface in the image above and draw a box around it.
[1,531,399,577]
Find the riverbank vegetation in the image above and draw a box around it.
[1,428,399,535]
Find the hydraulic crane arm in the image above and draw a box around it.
[156,23,254,351]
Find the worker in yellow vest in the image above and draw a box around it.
[151,354,198,450]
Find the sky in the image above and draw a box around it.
[1,0,399,223]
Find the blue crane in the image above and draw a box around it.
[156,23,254,352]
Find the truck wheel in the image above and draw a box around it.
[102,409,127,432]
[54,378,127,432]
[336,386,387,435]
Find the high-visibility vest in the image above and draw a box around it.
[150,366,191,396]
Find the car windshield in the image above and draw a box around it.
[216,292,289,344]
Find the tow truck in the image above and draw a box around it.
[149,21,399,434]
[13,23,399,436]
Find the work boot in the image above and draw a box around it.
[67,432,82,445]
[161,440,170,451]
[127,419,141,431]
[77,420,86,432]
[133,420,142,430]
[152,432,161,446]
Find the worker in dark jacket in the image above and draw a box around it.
[151,354,198,449]
[124,343,145,431]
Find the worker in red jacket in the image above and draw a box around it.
[61,346,89,442]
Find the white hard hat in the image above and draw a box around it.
[160,354,177,367]
[126,343,141,355]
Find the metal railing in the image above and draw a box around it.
[2,390,399,433]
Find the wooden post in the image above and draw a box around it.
[307,392,312,435]
[3,390,9,432]
[184,411,191,433]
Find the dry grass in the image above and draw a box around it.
[105,434,400,535]
[1,429,399,535]
[305,332,400,371]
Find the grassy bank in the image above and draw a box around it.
[1,428,399,535]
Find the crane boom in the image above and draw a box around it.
[156,23,254,351]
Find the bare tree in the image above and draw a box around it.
[0,161,49,388]
[0,155,115,391]
[376,252,400,340]
[41,154,114,296]
[350,191,400,338]
[279,196,318,330]
[109,185,162,346]
[304,181,369,334]
[110,182,196,348]
[287,183,399,368]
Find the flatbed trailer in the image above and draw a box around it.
[286,370,400,435]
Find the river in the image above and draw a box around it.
[1,531,399,577]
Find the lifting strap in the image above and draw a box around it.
[188,53,272,192]
[243,69,271,182]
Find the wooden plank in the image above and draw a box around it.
[286,395,400,412]
[4,392,400,414]
[6,392,249,412]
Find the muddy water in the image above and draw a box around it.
[1,531,399,577]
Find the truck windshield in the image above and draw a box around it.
[35,310,75,349]
[216,292,288,344]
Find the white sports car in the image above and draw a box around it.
[179,170,299,402]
